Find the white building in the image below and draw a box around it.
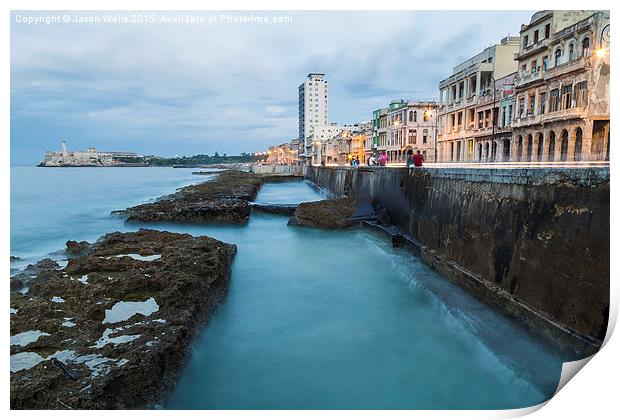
[298,73,329,158]
[40,141,141,167]
[437,36,520,162]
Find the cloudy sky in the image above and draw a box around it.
[11,10,533,165]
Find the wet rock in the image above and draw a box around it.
[250,202,298,216]
[288,198,357,229]
[121,170,301,225]
[11,256,20,261]
[10,229,236,409]
[66,240,91,257]
[10,258,60,292]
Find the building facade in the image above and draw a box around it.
[377,100,439,163]
[298,73,329,158]
[437,36,520,162]
[511,10,610,162]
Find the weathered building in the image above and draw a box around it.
[437,36,520,163]
[377,100,439,163]
[511,10,610,162]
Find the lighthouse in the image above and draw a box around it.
[61,140,68,157]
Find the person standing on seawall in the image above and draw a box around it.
[378,151,388,166]
[413,149,424,168]
[406,150,415,168]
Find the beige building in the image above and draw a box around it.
[437,36,520,162]
[377,100,439,163]
[511,10,610,162]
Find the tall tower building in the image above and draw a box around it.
[298,73,328,156]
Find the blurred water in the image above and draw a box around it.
[10,168,565,409]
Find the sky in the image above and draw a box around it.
[10,10,534,165]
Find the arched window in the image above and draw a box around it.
[409,110,414,122]
[568,43,575,61]
[554,48,562,66]
[413,110,417,122]
[536,132,544,161]
[503,139,510,161]
[574,127,583,161]
[548,131,556,161]
[526,134,533,161]
[560,129,569,161]
[582,37,590,56]
[517,135,523,162]
[423,129,428,144]
[423,112,428,122]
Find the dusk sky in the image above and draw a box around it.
[11,10,534,165]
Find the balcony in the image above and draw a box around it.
[544,57,589,80]
[515,71,545,88]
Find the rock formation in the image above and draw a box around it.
[288,198,357,229]
[10,229,236,409]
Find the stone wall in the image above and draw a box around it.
[249,164,305,176]
[299,165,609,357]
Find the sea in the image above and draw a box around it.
[10,166,566,409]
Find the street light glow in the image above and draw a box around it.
[595,47,607,58]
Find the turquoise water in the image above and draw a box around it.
[10,167,565,409]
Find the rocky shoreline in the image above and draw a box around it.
[118,170,301,224]
[9,169,346,409]
[10,229,236,409]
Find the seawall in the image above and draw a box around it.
[254,165,610,356]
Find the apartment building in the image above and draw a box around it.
[298,73,329,158]
[437,36,520,162]
[377,100,439,163]
[511,10,610,162]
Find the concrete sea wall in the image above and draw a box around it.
[255,165,610,356]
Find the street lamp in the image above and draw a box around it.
[490,75,497,162]
[425,108,439,163]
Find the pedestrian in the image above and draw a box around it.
[406,150,415,168]
[378,151,388,166]
[354,157,360,166]
[413,149,424,168]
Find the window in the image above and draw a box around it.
[521,64,527,73]
[518,97,525,117]
[575,81,588,107]
[542,56,549,70]
[423,112,429,122]
[409,110,414,122]
[582,37,590,56]
[534,30,539,43]
[561,85,573,109]
[414,110,417,122]
[523,35,529,49]
[545,23,550,38]
[531,60,537,73]
[423,129,428,144]
[549,89,560,112]
[539,92,547,114]
[508,105,513,124]
[409,129,417,144]
[568,43,575,61]
[554,48,562,66]
[528,94,535,115]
